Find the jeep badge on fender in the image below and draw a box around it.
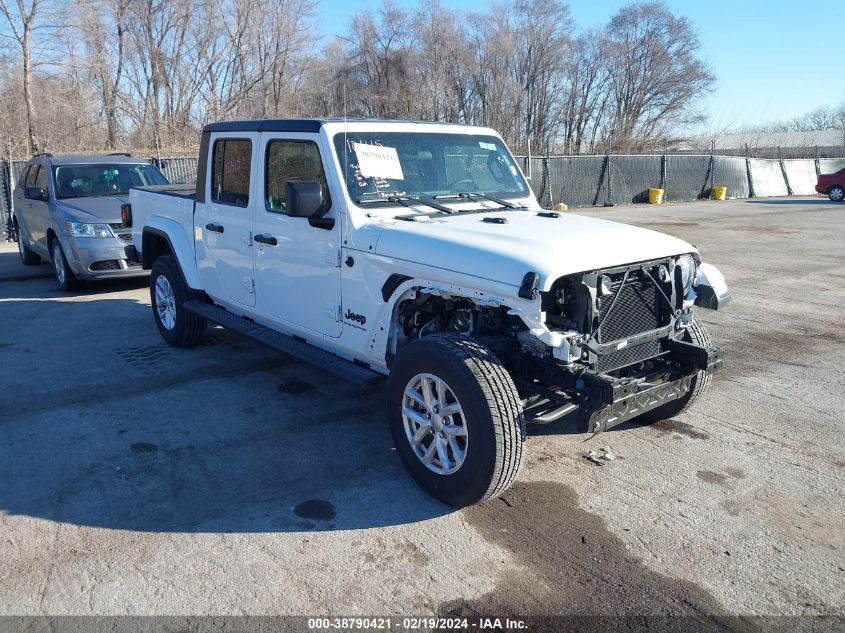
[129,118,729,508]
[344,309,366,326]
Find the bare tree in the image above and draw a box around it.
[603,1,714,151]
[0,0,45,153]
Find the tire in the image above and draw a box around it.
[50,238,79,291]
[14,219,41,265]
[828,186,844,202]
[150,254,207,347]
[637,314,713,423]
[386,333,526,507]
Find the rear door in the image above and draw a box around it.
[30,164,52,252]
[194,134,257,307]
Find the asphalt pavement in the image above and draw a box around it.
[0,196,842,628]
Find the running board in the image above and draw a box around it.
[184,300,384,388]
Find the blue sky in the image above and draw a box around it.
[317,0,845,130]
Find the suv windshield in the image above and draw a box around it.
[333,132,529,207]
[52,163,167,199]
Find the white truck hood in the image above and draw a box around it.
[374,210,696,291]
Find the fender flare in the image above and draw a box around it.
[141,217,202,290]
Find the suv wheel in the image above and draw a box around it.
[150,254,207,347]
[14,220,41,265]
[637,314,713,423]
[386,333,526,507]
[829,186,844,202]
[51,239,78,291]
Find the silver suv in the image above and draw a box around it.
[13,153,169,290]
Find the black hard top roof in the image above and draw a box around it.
[202,118,466,134]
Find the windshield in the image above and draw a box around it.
[52,163,168,199]
[332,132,529,207]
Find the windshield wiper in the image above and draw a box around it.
[355,195,454,214]
[434,192,527,210]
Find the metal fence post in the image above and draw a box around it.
[778,146,793,196]
[814,145,820,178]
[544,151,552,207]
[745,143,755,198]
[604,153,614,207]
[708,140,715,199]
[3,142,13,241]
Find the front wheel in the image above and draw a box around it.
[150,255,207,347]
[386,333,526,507]
[829,186,844,202]
[51,238,78,291]
[637,314,713,423]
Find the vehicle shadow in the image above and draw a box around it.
[0,249,149,294]
[0,295,451,534]
[745,198,836,205]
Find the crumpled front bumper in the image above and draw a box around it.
[577,340,724,434]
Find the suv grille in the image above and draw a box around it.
[109,223,132,241]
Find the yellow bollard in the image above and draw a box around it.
[712,186,727,201]
[648,188,664,205]
[553,203,568,211]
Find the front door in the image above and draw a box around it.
[253,133,343,338]
[194,134,257,307]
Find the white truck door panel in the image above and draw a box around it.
[253,133,342,338]
[194,133,258,307]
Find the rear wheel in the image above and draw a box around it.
[150,254,207,347]
[386,333,526,507]
[14,219,41,265]
[51,238,79,291]
[828,186,844,202]
[637,314,713,423]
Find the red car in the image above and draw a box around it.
[816,168,845,201]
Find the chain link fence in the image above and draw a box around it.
[3,148,845,241]
[520,148,844,209]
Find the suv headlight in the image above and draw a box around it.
[65,222,112,238]
[677,254,696,293]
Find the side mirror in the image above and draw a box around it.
[24,186,47,201]
[285,181,323,218]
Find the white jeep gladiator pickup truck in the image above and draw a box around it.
[128,118,729,507]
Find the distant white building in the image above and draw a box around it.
[679,129,845,151]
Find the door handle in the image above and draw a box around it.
[205,222,224,233]
[254,234,277,246]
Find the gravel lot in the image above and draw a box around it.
[0,196,843,628]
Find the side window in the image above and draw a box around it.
[34,165,48,190]
[265,140,331,215]
[211,139,251,207]
[24,165,39,187]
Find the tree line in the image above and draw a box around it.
[0,0,715,157]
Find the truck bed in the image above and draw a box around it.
[134,184,196,199]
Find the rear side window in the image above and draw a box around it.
[24,165,39,187]
[211,139,251,207]
[265,140,331,215]
[34,165,47,189]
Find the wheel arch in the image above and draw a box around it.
[140,218,202,290]
[373,275,533,369]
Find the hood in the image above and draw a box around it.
[374,210,696,291]
[54,196,129,223]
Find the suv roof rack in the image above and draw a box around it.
[108,152,132,156]
[32,152,53,158]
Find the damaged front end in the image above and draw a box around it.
[519,255,725,434]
